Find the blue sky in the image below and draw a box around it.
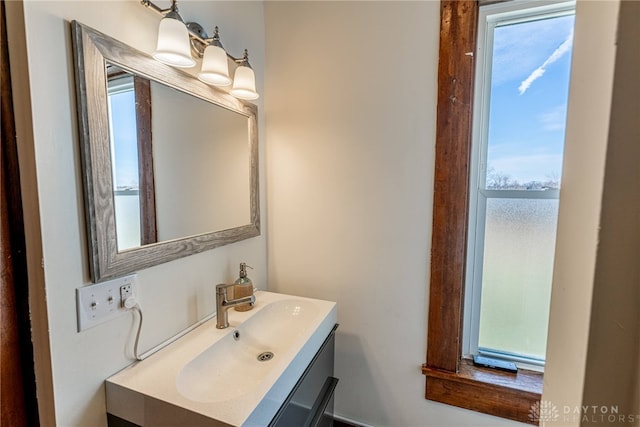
[110,89,139,189]
[486,14,575,185]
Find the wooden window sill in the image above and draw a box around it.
[422,359,542,425]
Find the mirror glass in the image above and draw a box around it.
[106,64,251,251]
[72,21,259,282]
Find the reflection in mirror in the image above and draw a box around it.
[72,21,259,282]
[106,64,251,251]
[107,67,148,249]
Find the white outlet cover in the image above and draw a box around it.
[76,275,137,332]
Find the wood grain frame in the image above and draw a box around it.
[71,21,260,283]
[422,2,542,424]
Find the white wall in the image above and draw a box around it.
[151,82,250,239]
[16,1,266,426]
[264,2,524,426]
[544,0,640,422]
[265,1,640,426]
[575,0,640,420]
[542,0,621,423]
[13,0,637,426]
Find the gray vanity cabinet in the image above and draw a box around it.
[270,324,339,427]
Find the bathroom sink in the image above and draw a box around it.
[106,291,336,427]
[177,299,319,402]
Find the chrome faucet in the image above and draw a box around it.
[215,283,255,329]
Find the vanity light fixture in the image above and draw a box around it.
[141,0,259,100]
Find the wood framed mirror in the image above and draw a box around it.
[72,21,260,282]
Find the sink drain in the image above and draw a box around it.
[257,351,274,362]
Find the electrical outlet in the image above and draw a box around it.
[76,275,137,332]
[120,284,132,308]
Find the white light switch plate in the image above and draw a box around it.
[76,275,137,332]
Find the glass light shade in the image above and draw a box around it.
[230,65,259,100]
[153,17,196,68]
[198,45,232,86]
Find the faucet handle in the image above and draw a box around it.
[215,283,234,294]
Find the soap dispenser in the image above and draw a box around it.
[233,263,254,312]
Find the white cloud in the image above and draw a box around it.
[491,15,574,87]
[519,68,546,95]
[538,105,568,131]
[519,30,574,95]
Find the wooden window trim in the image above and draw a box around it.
[133,76,158,245]
[422,1,542,424]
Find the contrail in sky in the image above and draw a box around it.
[519,30,574,95]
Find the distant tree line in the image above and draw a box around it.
[486,168,560,190]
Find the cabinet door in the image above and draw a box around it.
[306,376,339,427]
[270,325,339,427]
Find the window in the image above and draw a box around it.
[423,1,575,423]
[106,65,157,250]
[464,1,575,370]
[108,73,142,250]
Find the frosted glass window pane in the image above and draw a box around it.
[114,193,141,250]
[478,198,558,359]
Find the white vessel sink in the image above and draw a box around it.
[106,291,337,427]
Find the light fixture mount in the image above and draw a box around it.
[180,22,250,65]
[185,22,209,58]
